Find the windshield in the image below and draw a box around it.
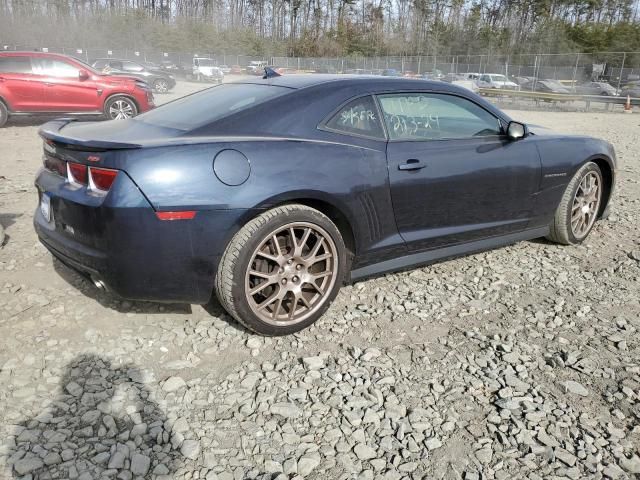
[196,59,215,67]
[490,75,508,82]
[135,83,290,131]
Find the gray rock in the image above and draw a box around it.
[108,451,126,469]
[562,380,589,397]
[65,381,83,397]
[297,453,320,475]
[162,376,187,392]
[270,402,302,418]
[302,356,325,370]
[354,443,377,460]
[130,453,151,476]
[181,439,201,459]
[13,457,44,475]
[620,455,640,474]
[425,437,442,450]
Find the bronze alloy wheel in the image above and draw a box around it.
[244,222,338,326]
[570,170,602,239]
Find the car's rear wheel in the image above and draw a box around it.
[0,101,8,128]
[153,79,169,93]
[547,161,603,245]
[104,96,138,120]
[216,204,346,335]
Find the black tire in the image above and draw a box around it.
[547,161,603,245]
[216,204,347,335]
[104,96,138,120]
[0,101,8,128]
[153,79,169,93]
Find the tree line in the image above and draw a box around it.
[1,0,639,57]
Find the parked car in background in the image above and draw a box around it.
[92,58,176,93]
[620,81,640,98]
[219,65,232,74]
[477,73,519,90]
[442,73,465,83]
[522,79,570,94]
[230,65,243,74]
[463,72,480,80]
[246,61,268,76]
[34,75,615,335]
[192,57,224,83]
[159,60,184,76]
[576,81,618,96]
[514,75,536,86]
[0,51,154,127]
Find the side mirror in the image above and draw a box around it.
[506,121,527,140]
[79,69,90,81]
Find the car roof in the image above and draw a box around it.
[236,74,456,91]
[0,51,79,60]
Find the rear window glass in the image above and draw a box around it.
[0,56,32,74]
[136,83,290,130]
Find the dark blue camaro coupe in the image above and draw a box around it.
[34,74,616,334]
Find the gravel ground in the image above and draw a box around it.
[0,82,639,480]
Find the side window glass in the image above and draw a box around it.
[34,59,79,78]
[0,57,32,74]
[123,61,143,72]
[377,93,502,141]
[324,95,384,139]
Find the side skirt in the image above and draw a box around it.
[349,226,549,282]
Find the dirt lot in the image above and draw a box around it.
[0,81,639,480]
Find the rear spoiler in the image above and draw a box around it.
[38,118,142,151]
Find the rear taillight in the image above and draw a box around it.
[89,167,118,192]
[67,162,88,185]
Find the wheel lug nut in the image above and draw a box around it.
[281,279,287,285]
[293,276,299,282]
[296,264,302,270]
[287,259,293,265]
[279,267,285,273]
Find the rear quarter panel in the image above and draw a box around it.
[120,138,404,268]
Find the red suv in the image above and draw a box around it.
[0,52,155,127]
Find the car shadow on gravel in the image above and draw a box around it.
[52,259,193,315]
[5,354,181,479]
[201,296,251,333]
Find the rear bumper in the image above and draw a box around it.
[34,168,256,304]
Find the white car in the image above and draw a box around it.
[477,74,519,90]
[192,57,224,83]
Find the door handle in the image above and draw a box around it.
[398,159,426,171]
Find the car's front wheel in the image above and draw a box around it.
[216,205,346,335]
[104,96,138,120]
[0,101,8,128]
[547,161,604,245]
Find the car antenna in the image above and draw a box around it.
[263,67,281,79]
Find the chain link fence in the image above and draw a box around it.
[2,43,640,88]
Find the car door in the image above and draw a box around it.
[33,57,99,111]
[0,55,45,111]
[378,92,541,252]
